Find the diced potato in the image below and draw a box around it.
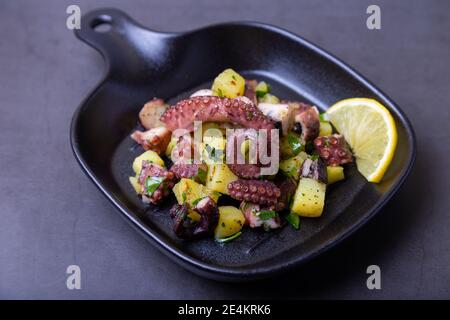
[291,178,326,217]
[211,68,245,98]
[132,150,165,174]
[202,131,226,165]
[206,164,238,195]
[214,206,245,239]
[319,121,333,137]
[259,93,280,104]
[279,152,308,181]
[173,178,220,207]
[129,176,141,194]
[327,166,345,184]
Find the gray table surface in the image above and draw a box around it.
[1,0,449,299]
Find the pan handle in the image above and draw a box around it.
[74,8,171,75]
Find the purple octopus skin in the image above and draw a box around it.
[289,102,320,143]
[138,161,176,204]
[169,162,208,184]
[228,180,281,207]
[314,134,353,166]
[300,158,328,184]
[169,197,219,240]
[160,96,275,132]
[228,164,261,179]
[274,176,297,211]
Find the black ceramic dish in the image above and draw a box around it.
[71,8,415,281]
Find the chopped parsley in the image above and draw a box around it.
[145,176,165,196]
[205,144,223,162]
[285,212,300,229]
[196,168,207,184]
[258,210,277,220]
[287,133,303,156]
[192,197,204,206]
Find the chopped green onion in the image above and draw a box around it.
[145,176,165,195]
[216,231,242,243]
[258,210,277,220]
[285,212,300,229]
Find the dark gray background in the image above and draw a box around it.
[0,0,449,299]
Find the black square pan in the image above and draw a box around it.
[71,8,416,281]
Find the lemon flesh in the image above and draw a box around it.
[326,98,397,183]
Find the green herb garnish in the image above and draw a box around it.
[258,210,277,220]
[288,133,303,156]
[285,212,300,229]
[196,168,207,184]
[216,231,242,243]
[192,197,204,206]
[255,81,270,98]
[145,176,165,195]
[205,144,224,162]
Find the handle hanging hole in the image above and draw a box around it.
[90,15,113,33]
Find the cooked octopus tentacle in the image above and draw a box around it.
[138,161,176,204]
[228,180,280,206]
[169,162,208,183]
[138,98,167,129]
[228,164,261,179]
[288,102,320,143]
[226,128,262,179]
[160,96,275,132]
[131,127,171,155]
[300,158,328,184]
[239,202,281,229]
[314,134,353,166]
[274,176,297,211]
[169,197,219,240]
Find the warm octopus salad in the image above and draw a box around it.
[128,69,355,242]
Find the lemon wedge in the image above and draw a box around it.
[326,98,397,183]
